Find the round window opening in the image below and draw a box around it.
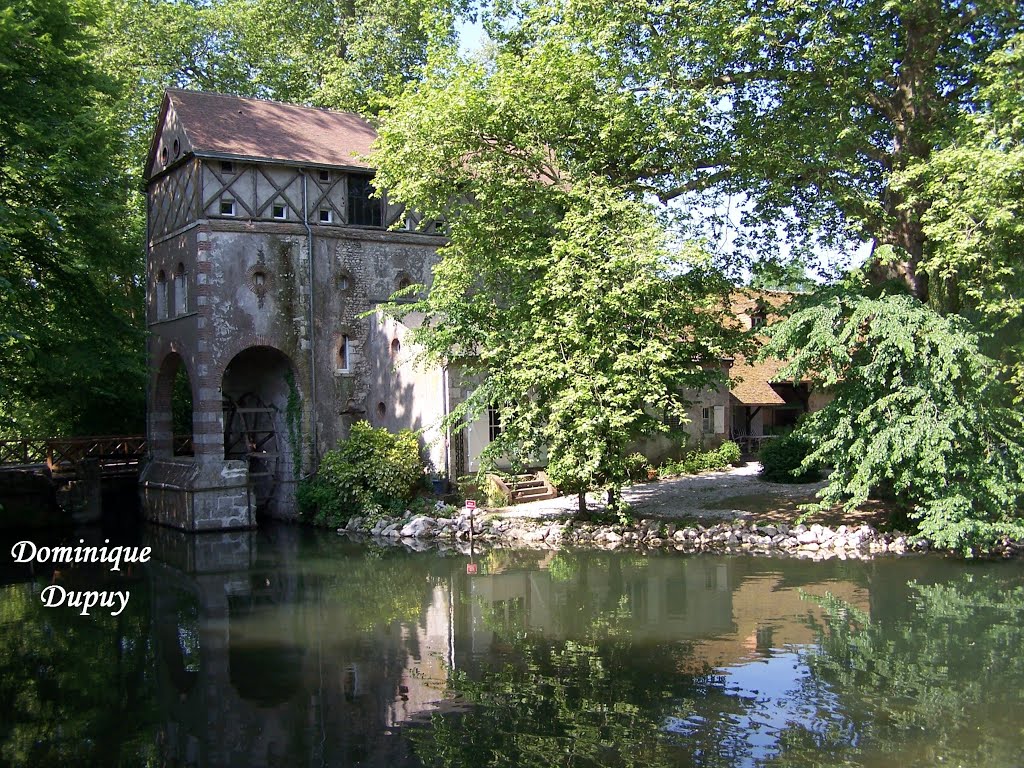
[376,402,386,417]
[173,138,180,157]
[160,146,168,165]
[252,270,267,288]
[390,338,401,355]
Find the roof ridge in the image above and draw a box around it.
[166,88,371,123]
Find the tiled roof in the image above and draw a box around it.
[729,356,789,405]
[167,89,377,168]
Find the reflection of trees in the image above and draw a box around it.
[773,572,1024,767]
[320,542,450,632]
[0,580,157,767]
[409,552,758,768]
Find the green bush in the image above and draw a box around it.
[625,452,653,482]
[659,441,740,477]
[717,440,741,466]
[758,432,820,483]
[298,421,426,527]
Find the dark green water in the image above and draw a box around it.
[1,525,1022,767]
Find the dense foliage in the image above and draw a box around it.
[758,432,820,484]
[376,58,740,513]
[298,420,425,526]
[0,0,145,436]
[763,287,1024,551]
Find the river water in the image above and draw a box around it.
[1,524,1022,767]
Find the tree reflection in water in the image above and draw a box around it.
[407,557,1024,768]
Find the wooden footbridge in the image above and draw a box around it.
[0,435,187,526]
[0,435,177,478]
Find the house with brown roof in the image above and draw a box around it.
[726,291,829,454]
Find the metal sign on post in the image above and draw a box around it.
[466,563,478,575]
[466,499,477,510]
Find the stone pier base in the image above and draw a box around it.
[140,458,255,531]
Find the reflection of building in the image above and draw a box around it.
[458,553,870,671]
[143,532,877,766]
[147,527,437,767]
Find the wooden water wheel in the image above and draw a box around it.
[223,393,280,509]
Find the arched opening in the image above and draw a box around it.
[221,346,300,514]
[153,351,194,459]
[172,363,194,456]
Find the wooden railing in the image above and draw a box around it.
[0,435,173,475]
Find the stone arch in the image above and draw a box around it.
[151,349,197,459]
[220,343,306,517]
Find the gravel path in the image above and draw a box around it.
[492,462,827,521]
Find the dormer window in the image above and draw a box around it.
[220,199,236,216]
[750,311,767,330]
[318,169,331,183]
[318,208,332,224]
[348,174,382,227]
[221,160,235,174]
[272,203,287,220]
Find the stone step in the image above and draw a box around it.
[509,472,557,503]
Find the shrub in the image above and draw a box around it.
[625,452,653,482]
[659,441,740,477]
[298,421,426,527]
[717,440,742,466]
[758,432,820,483]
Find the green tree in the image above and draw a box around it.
[0,0,145,436]
[761,284,1024,552]
[463,0,1022,296]
[375,64,737,512]
[898,32,1024,398]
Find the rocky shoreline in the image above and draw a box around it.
[339,511,1024,559]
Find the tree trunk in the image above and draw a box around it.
[578,490,587,517]
[867,11,940,304]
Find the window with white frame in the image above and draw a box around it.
[338,335,350,372]
[318,208,332,224]
[272,203,287,219]
[219,199,235,216]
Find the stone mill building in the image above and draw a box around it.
[141,89,464,531]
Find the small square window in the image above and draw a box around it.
[272,204,287,219]
[318,169,331,183]
[318,208,332,224]
[221,160,234,174]
[219,199,236,216]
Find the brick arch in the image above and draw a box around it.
[150,347,197,459]
[213,334,303,391]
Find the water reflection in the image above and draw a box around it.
[1,528,1022,767]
